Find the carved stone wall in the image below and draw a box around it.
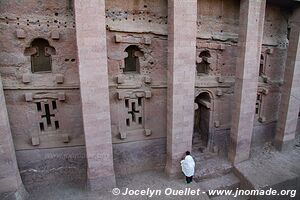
[0,0,85,187]
[193,0,290,152]
[196,0,289,45]
[105,0,167,175]
[107,32,167,144]
[0,0,295,186]
[5,90,84,149]
[0,1,83,150]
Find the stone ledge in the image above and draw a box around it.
[234,148,300,198]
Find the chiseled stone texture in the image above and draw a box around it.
[105,0,168,176]
[166,0,197,176]
[275,7,300,151]
[251,122,276,149]
[0,1,80,88]
[15,146,87,191]
[4,90,84,150]
[0,76,27,199]
[229,0,266,164]
[113,138,166,176]
[235,147,300,200]
[0,0,84,150]
[74,0,116,191]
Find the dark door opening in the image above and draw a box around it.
[193,92,211,152]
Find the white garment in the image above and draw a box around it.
[180,155,195,177]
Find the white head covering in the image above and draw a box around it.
[180,155,195,177]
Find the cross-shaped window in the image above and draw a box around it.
[125,98,143,128]
[36,101,59,132]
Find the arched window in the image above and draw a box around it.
[124,45,142,73]
[26,38,55,73]
[197,50,211,74]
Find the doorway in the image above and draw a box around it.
[193,92,212,151]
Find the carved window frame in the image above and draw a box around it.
[24,38,56,74]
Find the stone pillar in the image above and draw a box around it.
[0,76,27,200]
[74,0,116,191]
[166,0,197,176]
[228,0,266,164]
[275,7,300,151]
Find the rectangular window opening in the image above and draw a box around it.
[55,121,59,129]
[36,102,42,111]
[39,123,44,131]
[52,101,57,110]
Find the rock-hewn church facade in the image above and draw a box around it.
[0,0,299,199]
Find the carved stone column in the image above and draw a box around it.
[74,0,116,191]
[166,0,197,176]
[228,0,266,163]
[275,7,300,151]
[0,75,28,200]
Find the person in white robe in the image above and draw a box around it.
[181,151,195,184]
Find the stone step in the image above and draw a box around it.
[196,173,240,195]
[234,149,300,200]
